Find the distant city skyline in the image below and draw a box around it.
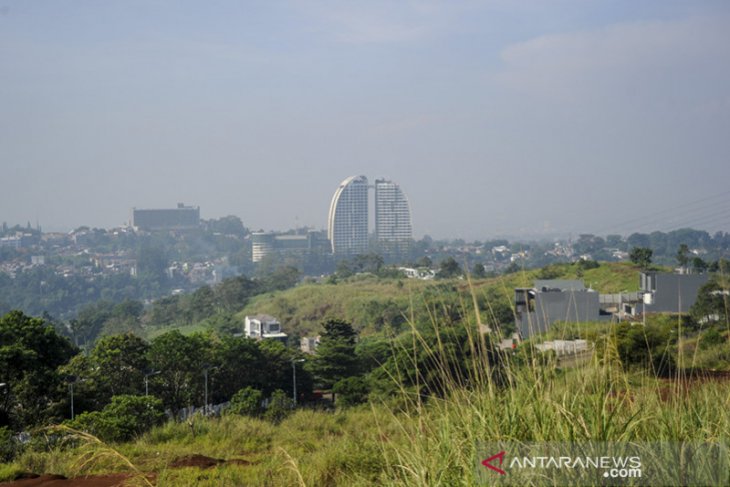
[1,1,729,239]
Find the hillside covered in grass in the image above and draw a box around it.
[234,261,643,338]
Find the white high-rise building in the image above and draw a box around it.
[375,179,412,257]
[327,175,369,256]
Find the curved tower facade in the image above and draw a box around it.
[374,179,412,258]
[327,175,369,256]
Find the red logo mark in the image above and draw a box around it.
[482,451,507,475]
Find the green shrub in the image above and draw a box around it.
[68,394,165,442]
[333,377,369,407]
[227,387,264,417]
[264,390,292,424]
[0,426,19,462]
[700,328,725,350]
[577,259,600,270]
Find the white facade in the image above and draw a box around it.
[535,340,589,355]
[327,175,369,256]
[375,179,412,257]
[251,232,275,263]
[244,315,287,340]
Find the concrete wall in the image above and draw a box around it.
[641,272,709,313]
[519,289,604,337]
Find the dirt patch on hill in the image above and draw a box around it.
[168,454,224,469]
[2,454,255,486]
[2,473,136,486]
[166,454,257,469]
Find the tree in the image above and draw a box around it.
[147,331,210,411]
[353,253,384,274]
[227,387,264,417]
[311,319,359,394]
[629,247,653,269]
[690,278,729,326]
[471,263,487,278]
[263,265,301,292]
[69,394,165,442]
[264,389,293,424]
[692,257,708,274]
[332,377,369,407]
[88,334,149,402]
[257,340,312,397]
[205,215,247,237]
[210,336,265,402]
[214,276,261,314]
[676,244,690,269]
[136,241,168,281]
[0,311,77,429]
[438,257,462,278]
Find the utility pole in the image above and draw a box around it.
[292,359,305,405]
[144,370,160,396]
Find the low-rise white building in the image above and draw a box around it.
[244,314,288,342]
[535,339,589,355]
[300,336,320,354]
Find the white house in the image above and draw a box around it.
[244,314,288,342]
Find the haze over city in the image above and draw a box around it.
[1,0,729,239]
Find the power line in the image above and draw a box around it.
[601,190,730,235]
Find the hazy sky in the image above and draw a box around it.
[1,1,729,240]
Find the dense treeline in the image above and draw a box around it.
[0,311,314,434]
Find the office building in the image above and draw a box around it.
[251,230,329,263]
[131,203,200,231]
[374,179,412,258]
[327,175,369,256]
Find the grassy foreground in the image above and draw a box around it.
[3,337,729,486]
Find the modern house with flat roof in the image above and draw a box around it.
[515,280,609,337]
[244,315,288,343]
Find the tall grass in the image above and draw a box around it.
[364,274,730,486]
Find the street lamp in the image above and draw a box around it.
[66,375,77,420]
[144,370,161,396]
[202,365,218,415]
[292,359,305,406]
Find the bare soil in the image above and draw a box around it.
[2,453,257,486]
[2,473,135,486]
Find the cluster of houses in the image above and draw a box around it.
[514,271,709,338]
